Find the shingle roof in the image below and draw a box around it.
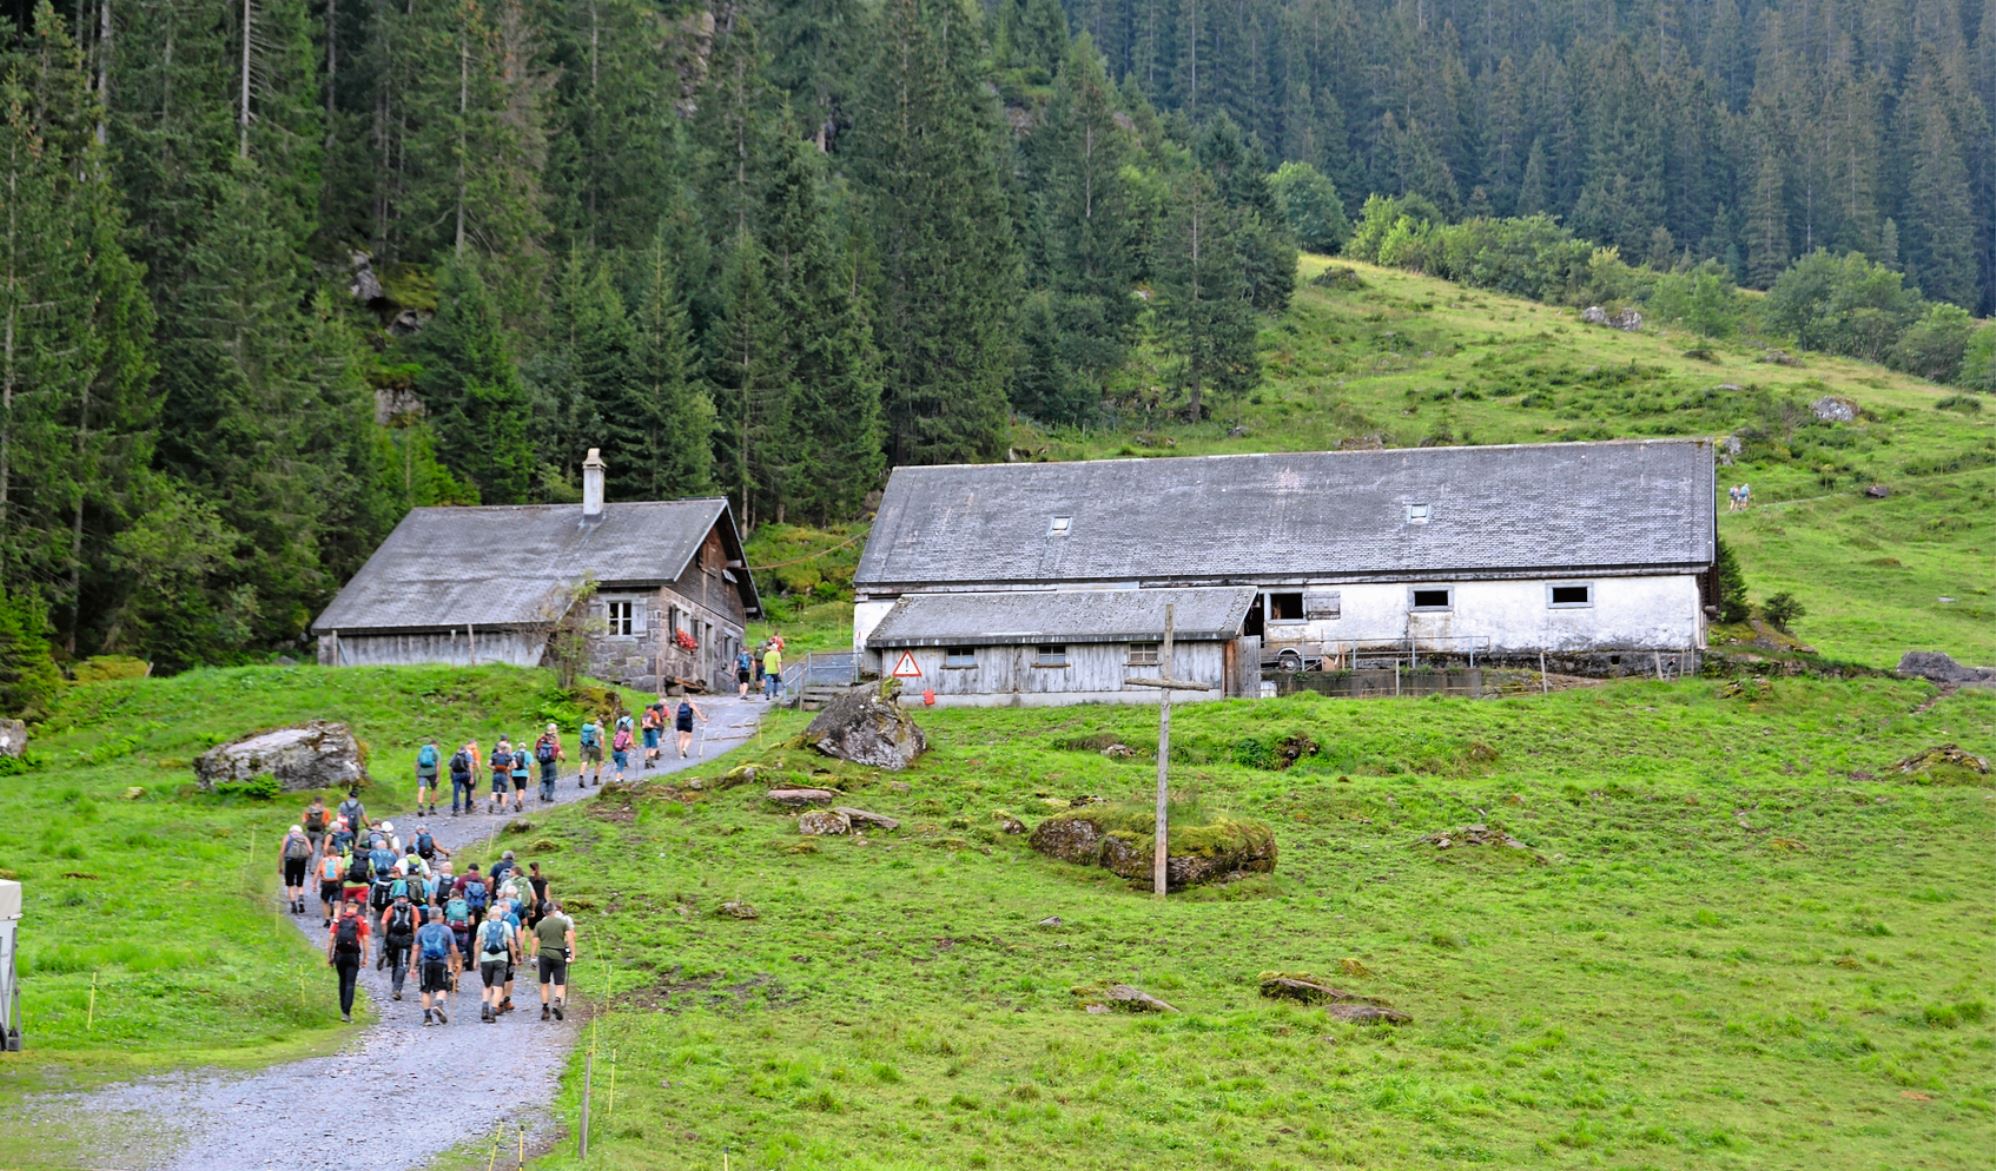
[313,499,759,632]
[866,587,1257,648]
[856,439,1714,590]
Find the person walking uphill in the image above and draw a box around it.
[674,697,705,759]
[534,723,564,800]
[327,899,371,1023]
[448,741,476,816]
[577,716,604,787]
[530,901,576,1021]
[379,890,419,1001]
[415,738,442,816]
[279,824,313,914]
[474,907,520,1023]
[762,642,783,701]
[489,739,515,815]
[415,898,458,1026]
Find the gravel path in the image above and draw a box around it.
[33,696,769,1171]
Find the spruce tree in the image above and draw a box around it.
[1153,162,1257,420]
[1195,112,1297,313]
[623,226,716,501]
[1901,86,1979,308]
[411,258,535,504]
[851,0,1020,466]
[707,229,793,529]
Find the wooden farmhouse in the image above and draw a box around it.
[313,451,760,692]
[852,439,1716,707]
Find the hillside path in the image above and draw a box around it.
[37,694,770,1171]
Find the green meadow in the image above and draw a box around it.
[510,679,1994,1170]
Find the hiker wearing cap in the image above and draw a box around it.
[577,716,604,787]
[530,900,576,1021]
[416,893,458,1025]
[379,821,402,856]
[534,723,564,800]
[279,824,313,914]
[762,642,783,701]
[337,790,368,836]
[327,899,371,1023]
[415,738,443,816]
[379,886,419,1001]
[301,796,330,858]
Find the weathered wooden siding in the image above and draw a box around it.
[878,640,1232,707]
[318,629,544,668]
[589,529,750,692]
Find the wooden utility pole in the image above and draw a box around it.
[1125,604,1215,898]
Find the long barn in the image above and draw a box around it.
[852,438,1716,706]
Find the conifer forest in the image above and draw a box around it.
[1,0,1991,673]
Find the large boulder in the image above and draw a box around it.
[806,685,926,770]
[195,721,364,793]
[1897,651,1996,686]
[0,719,24,759]
[1811,395,1858,423]
[1030,811,1276,891]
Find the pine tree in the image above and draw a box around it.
[1900,83,1979,307]
[1153,163,1257,420]
[545,0,687,251]
[1040,35,1142,413]
[1515,137,1551,216]
[691,6,782,242]
[995,0,1069,85]
[1196,112,1297,312]
[622,226,716,501]
[411,258,534,504]
[851,0,1019,466]
[707,229,792,529]
[758,135,884,523]
[1744,142,1790,289]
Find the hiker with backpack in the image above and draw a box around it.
[337,791,368,836]
[378,889,420,1001]
[342,845,373,911]
[413,823,448,867]
[534,723,564,800]
[736,646,755,698]
[415,738,442,816]
[763,642,784,701]
[509,737,532,809]
[577,717,604,787]
[416,896,459,1026]
[279,825,314,914]
[673,697,705,759]
[525,861,550,928]
[640,700,664,769]
[442,879,474,988]
[610,718,634,782]
[326,816,356,859]
[448,741,476,816]
[326,900,371,1023]
[488,738,514,814]
[301,797,330,858]
[474,906,521,1023]
[530,900,576,1022]
[316,849,345,927]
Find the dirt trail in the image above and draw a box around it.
[32,695,770,1171]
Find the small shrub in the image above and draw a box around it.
[213,776,282,801]
[1761,592,1807,630]
[1935,394,1982,413]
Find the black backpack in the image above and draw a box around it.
[450,750,472,780]
[387,903,415,940]
[415,831,434,858]
[334,916,363,957]
[370,875,395,910]
[346,853,370,885]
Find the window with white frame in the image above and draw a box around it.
[1548,582,1594,608]
[1035,644,1068,668]
[1405,503,1432,524]
[1409,586,1454,612]
[605,600,635,636]
[1127,642,1160,667]
[1048,515,1072,537]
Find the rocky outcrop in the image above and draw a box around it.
[1030,811,1277,891]
[806,685,926,770]
[0,719,24,758]
[798,809,851,835]
[1894,744,1990,777]
[195,721,365,793]
[1897,651,1996,686]
[1581,305,1643,331]
[766,787,839,807]
[1811,395,1858,423]
[718,900,759,920]
[1259,972,1411,1024]
[1077,983,1178,1013]
[835,807,900,831]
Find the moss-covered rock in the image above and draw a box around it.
[1030,810,1276,891]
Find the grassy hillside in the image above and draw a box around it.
[520,679,1993,1170]
[0,665,637,1094]
[994,257,1993,668]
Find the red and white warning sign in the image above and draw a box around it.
[890,651,924,679]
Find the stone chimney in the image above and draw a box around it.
[582,448,606,519]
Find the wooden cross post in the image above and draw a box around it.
[1124,604,1217,898]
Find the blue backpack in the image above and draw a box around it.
[580,723,600,748]
[418,922,452,961]
[417,743,439,769]
[464,879,488,913]
[370,846,396,874]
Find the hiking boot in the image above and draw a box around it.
[552,999,564,1021]
[481,1004,493,1023]
[423,1009,433,1026]
[342,1012,352,1023]
[392,990,402,1001]
[434,1005,447,1024]
[541,1005,551,1021]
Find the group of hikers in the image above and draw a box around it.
[282,796,576,1026]
[274,692,738,1025]
[1726,482,1754,511]
[736,632,786,701]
